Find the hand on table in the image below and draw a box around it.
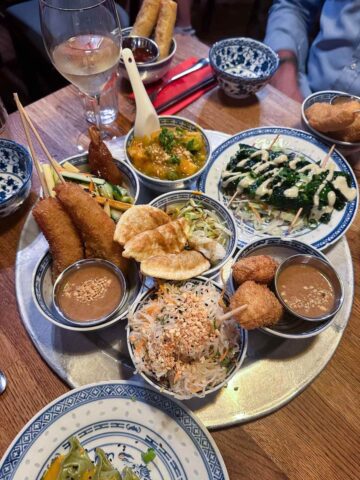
[270,50,303,103]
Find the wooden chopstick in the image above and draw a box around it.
[218,304,248,322]
[321,143,335,168]
[13,93,49,197]
[13,94,66,184]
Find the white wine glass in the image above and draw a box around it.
[39,0,122,138]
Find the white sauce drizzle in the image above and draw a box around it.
[284,186,299,198]
[255,178,273,197]
[332,176,357,201]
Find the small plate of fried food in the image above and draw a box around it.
[226,237,342,339]
[119,0,178,84]
[30,126,142,331]
[302,90,360,154]
[113,190,237,280]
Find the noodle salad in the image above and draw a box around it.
[128,280,241,399]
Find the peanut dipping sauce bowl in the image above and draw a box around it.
[53,258,127,327]
[274,254,344,323]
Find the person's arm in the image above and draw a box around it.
[264,0,323,101]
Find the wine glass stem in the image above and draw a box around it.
[93,93,102,131]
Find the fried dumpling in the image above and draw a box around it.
[123,218,189,262]
[141,250,210,280]
[188,234,226,264]
[114,205,170,245]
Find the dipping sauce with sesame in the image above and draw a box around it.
[277,264,335,318]
[55,263,123,323]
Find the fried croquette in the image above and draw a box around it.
[232,255,278,286]
[305,101,360,133]
[55,183,129,275]
[32,197,84,279]
[230,281,283,329]
[333,114,360,143]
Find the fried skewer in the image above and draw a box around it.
[14,93,85,279]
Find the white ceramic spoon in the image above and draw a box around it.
[122,47,160,137]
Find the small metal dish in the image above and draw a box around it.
[122,35,159,64]
[53,258,127,327]
[274,254,343,323]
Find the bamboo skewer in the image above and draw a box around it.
[268,134,280,151]
[218,304,248,322]
[321,143,335,168]
[227,189,239,208]
[14,94,49,197]
[287,207,303,234]
[13,94,66,184]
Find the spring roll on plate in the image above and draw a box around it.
[155,0,177,59]
[131,0,161,37]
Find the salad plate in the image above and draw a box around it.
[198,126,359,249]
[0,381,229,480]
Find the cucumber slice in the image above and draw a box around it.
[61,171,105,185]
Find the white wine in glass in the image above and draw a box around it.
[40,0,122,134]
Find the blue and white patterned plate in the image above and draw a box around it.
[0,381,229,480]
[198,127,359,250]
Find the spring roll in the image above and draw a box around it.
[155,0,177,59]
[131,0,161,37]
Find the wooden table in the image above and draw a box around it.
[1,35,359,480]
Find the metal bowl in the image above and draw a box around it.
[127,276,248,400]
[274,254,343,323]
[227,237,342,339]
[119,27,176,84]
[124,115,211,193]
[53,259,127,327]
[149,190,238,277]
[301,90,360,154]
[122,35,159,64]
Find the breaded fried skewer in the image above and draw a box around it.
[14,93,84,279]
[32,198,84,279]
[55,182,129,276]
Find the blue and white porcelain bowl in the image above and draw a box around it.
[209,37,279,99]
[0,138,32,217]
[149,190,238,277]
[119,27,177,84]
[124,116,211,193]
[302,90,360,154]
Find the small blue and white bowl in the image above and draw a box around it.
[149,190,238,277]
[124,116,211,193]
[209,37,279,99]
[0,138,32,217]
[119,27,177,84]
[302,90,360,154]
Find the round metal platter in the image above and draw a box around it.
[15,131,354,429]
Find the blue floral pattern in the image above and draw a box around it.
[0,139,32,216]
[209,38,279,98]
